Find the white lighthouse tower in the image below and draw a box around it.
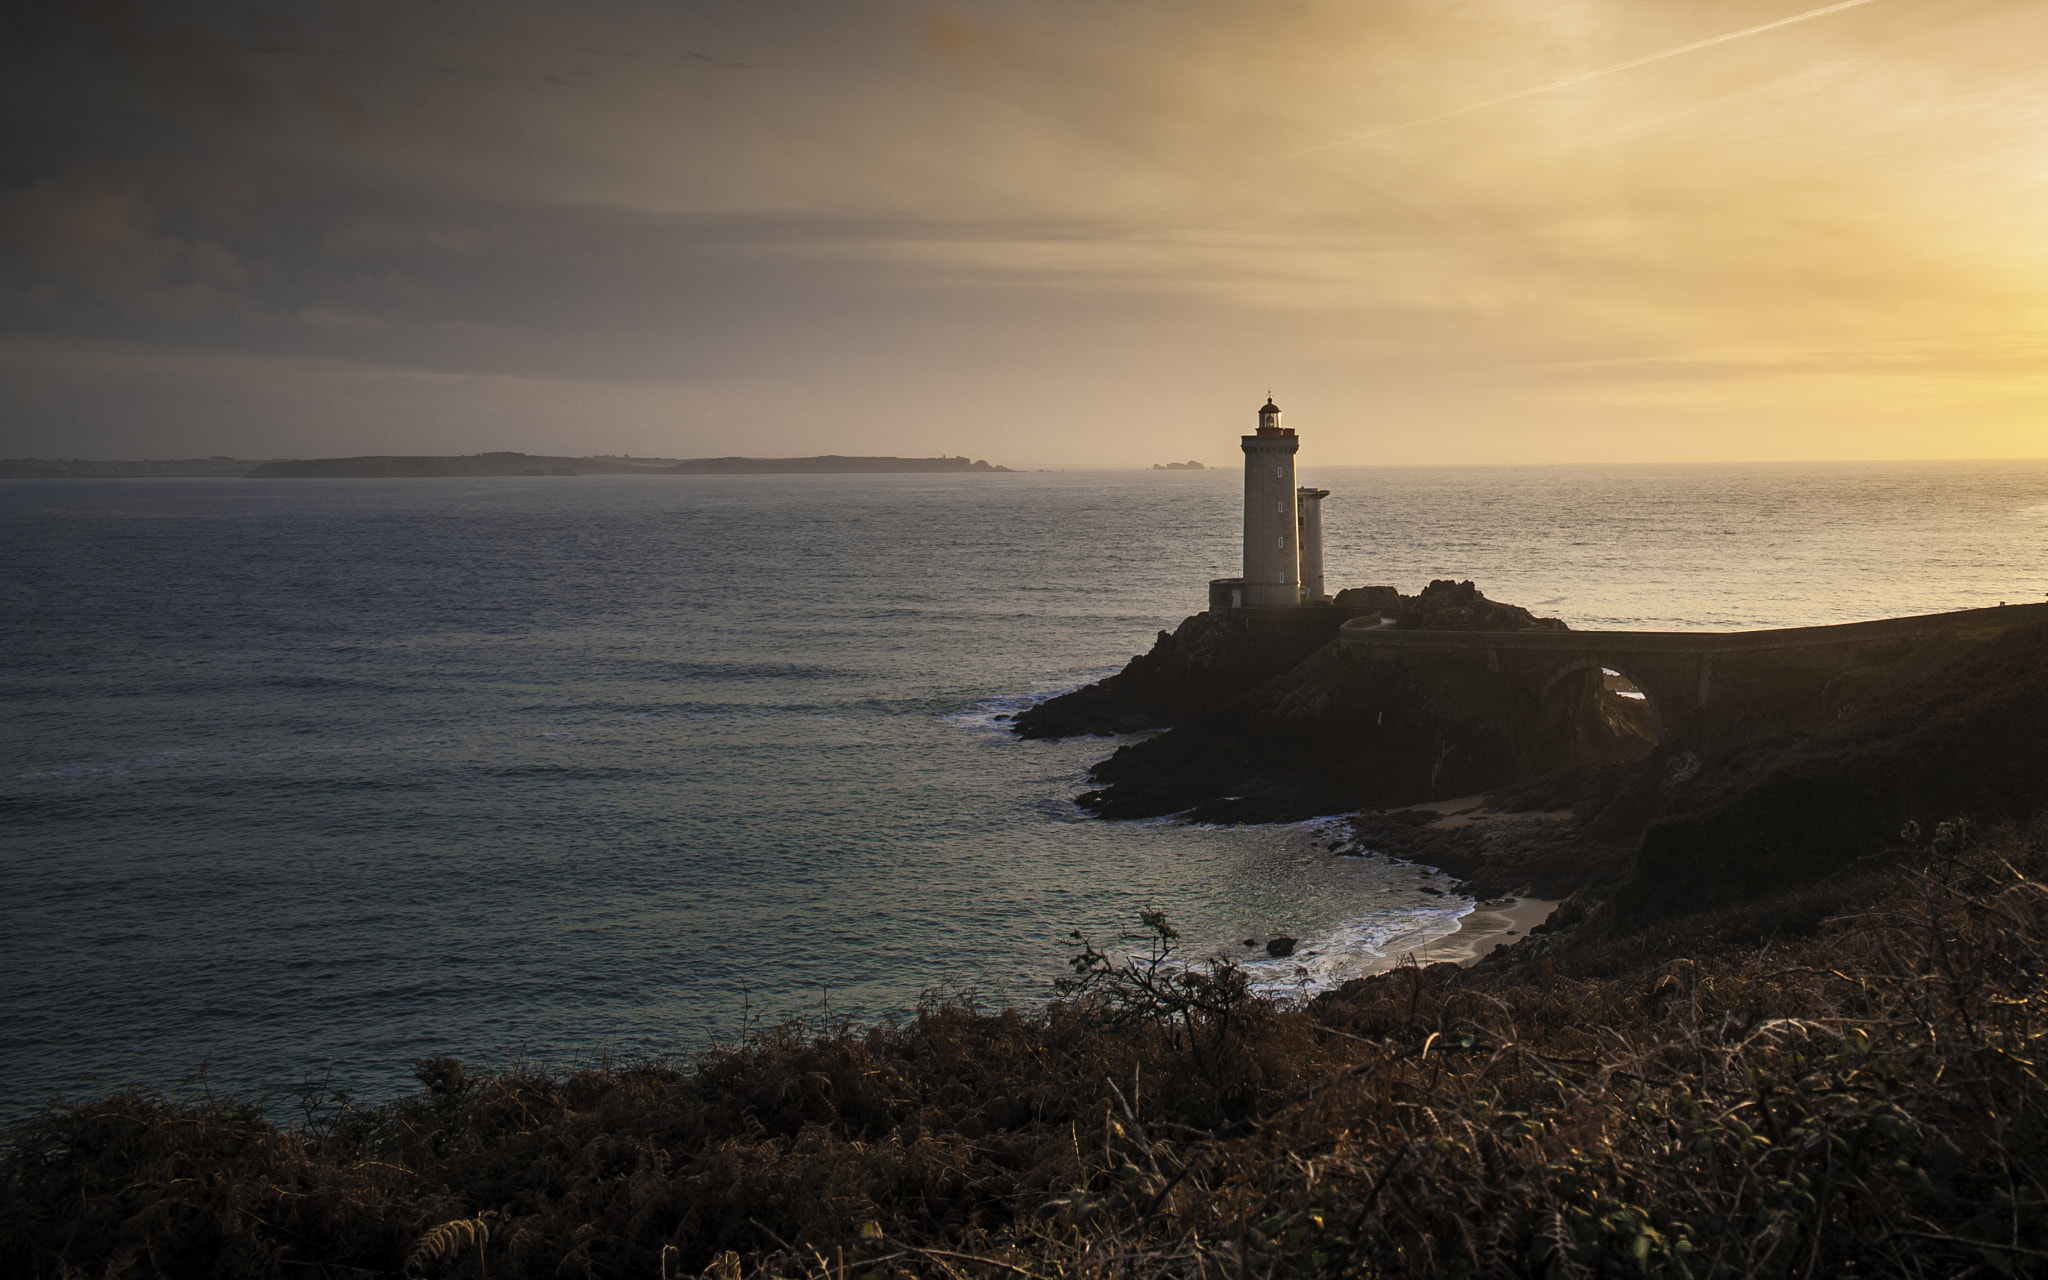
[1240,398,1302,608]
[1208,395,1333,615]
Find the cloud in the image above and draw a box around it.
[9,0,282,121]
[918,9,1016,65]
[293,304,386,331]
[1282,0,1890,160]
[0,168,256,321]
[320,216,493,258]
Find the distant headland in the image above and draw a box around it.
[0,452,1013,479]
[656,454,1012,476]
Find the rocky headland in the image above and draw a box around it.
[1014,579,1591,835]
[1015,581,2048,913]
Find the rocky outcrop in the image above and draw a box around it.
[1012,603,1385,738]
[1075,640,1552,821]
[1395,579,1569,632]
[1023,580,2048,930]
[1331,585,1403,613]
[1017,582,1605,824]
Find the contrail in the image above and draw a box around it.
[1280,0,1887,160]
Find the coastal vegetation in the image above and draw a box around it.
[8,608,2047,1278]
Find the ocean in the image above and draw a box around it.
[3,461,2046,1117]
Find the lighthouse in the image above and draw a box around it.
[1207,396,1331,614]
[1240,398,1302,607]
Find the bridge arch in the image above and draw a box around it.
[1537,657,1663,761]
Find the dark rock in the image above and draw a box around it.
[1265,937,1297,957]
[1012,603,1379,740]
[1531,897,1585,935]
[1242,938,1258,947]
[1346,782,1636,901]
[1333,585,1404,613]
[1010,581,1675,896]
[1395,579,1568,633]
[1053,581,1602,822]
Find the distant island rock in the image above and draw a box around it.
[1152,460,1207,470]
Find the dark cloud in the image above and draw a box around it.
[0,164,258,321]
[5,1,281,122]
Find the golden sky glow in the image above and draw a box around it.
[3,0,2046,464]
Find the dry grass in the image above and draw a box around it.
[6,835,2047,1278]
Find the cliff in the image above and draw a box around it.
[1015,580,1585,824]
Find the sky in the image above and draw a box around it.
[3,0,2046,467]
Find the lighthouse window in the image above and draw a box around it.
[1275,467,1283,478]
[1276,536,1285,549]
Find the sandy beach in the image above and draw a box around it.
[1407,895,1561,967]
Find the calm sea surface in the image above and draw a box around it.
[4,462,2046,1117]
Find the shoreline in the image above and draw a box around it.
[1406,895,1560,967]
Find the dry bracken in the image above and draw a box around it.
[406,1216,490,1276]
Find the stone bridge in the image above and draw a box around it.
[1338,602,2048,750]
